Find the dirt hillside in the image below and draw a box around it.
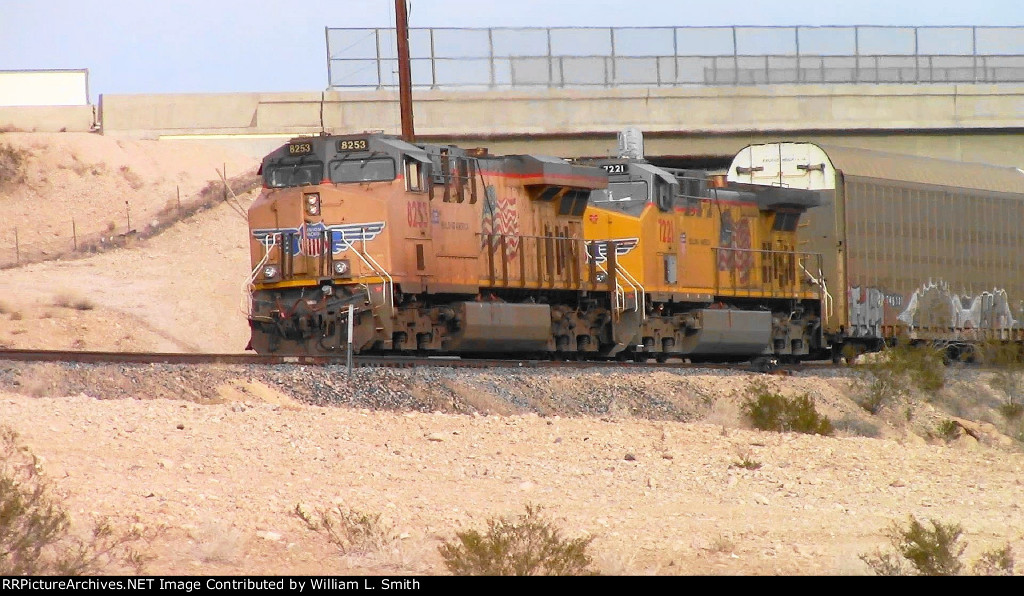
[0,132,258,353]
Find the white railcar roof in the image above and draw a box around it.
[729,142,1024,196]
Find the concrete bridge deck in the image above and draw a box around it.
[3,83,1022,167]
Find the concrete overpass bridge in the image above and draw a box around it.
[94,83,1024,168]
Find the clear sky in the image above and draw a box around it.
[1,0,1021,101]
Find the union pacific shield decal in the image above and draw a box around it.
[302,222,327,257]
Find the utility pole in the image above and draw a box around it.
[395,0,415,142]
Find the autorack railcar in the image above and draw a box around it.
[730,142,1024,361]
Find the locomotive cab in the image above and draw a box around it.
[247,133,438,353]
[589,160,678,216]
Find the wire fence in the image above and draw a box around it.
[0,173,260,269]
[326,25,1024,89]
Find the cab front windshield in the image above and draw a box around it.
[266,162,323,188]
[329,157,396,183]
[591,180,649,214]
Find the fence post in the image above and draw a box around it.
[72,219,77,251]
[177,185,181,210]
[125,201,130,232]
[346,303,354,375]
[223,163,227,201]
[14,227,18,265]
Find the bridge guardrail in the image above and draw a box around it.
[326,25,1024,89]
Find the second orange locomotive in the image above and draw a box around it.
[246,132,825,360]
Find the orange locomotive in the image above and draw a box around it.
[246,132,609,356]
[246,132,828,361]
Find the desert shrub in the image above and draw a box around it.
[0,143,27,187]
[731,455,761,470]
[861,516,965,576]
[937,419,961,441]
[979,341,1024,414]
[833,413,882,438]
[52,292,94,311]
[972,544,1015,576]
[857,343,946,413]
[294,504,393,555]
[998,402,1024,421]
[862,515,1016,576]
[741,381,833,436]
[858,368,904,414]
[119,166,144,190]
[438,504,597,576]
[0,426,148,575]
[709,535,736,554]
[976,340,1024,367]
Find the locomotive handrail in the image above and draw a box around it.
[350,240,395,310]
[712,246,822,300]
[799,257,833,319]
[613,259,646,319]
[479,232,592,292]
[594,260,628,314]
[243,235,279,317]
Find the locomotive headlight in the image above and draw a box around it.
[304,193,321,216]
[262,265,279,280]
[333,259,350,276]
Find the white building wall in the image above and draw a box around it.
[0,70,89,107]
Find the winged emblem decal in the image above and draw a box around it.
[584,238,639,264]
[252,221,386,256]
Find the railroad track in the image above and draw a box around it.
[0,348,831,373]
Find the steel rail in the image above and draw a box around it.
[0,349,828,373]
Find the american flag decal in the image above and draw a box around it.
[717,213,753,284]
[584,238,639,264]
[480,186,521,259]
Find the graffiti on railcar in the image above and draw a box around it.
[848,286,884,337]
[897,280,1021,332]
[848,286,907,338]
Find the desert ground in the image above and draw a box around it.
[0,132,1022,576]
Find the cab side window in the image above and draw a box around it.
[405,158,426,192]
[654,180,676,212]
